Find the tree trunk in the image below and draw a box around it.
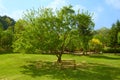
[114,45,117,55]
[57,54,62,63]
[57,52,63,63]
[83,47,87,55]
[83,51,87,55]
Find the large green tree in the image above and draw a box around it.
[13,6,94,62]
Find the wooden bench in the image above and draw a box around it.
[35,61,43,69]
[61,60,76,69]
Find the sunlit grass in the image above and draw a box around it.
[0,53,120,80]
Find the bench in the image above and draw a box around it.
[35,61,43,69]
[61,60,76,69]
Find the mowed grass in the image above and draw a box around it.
[0,53,120,80]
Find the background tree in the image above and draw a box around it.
[0,25,3,50]
[76,11,94,55]
[0,28,13,50]
[108,20,120,53]
[0,15,15,51]
[109,20,120,47]
[94,27,110,47]
[0,15,15,30]
[118,32,120,44]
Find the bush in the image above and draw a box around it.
[89,38,103,53]
[103,47,120,53]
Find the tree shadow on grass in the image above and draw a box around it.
[21,60,120,80]
[0,51,14,54]
[88,54,120,60]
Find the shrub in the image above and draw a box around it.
[89,38,103,53]
[103,47,120,53]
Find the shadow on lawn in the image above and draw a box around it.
[88,55,120,60]
[21,60,120,80]
[0,51,13,54]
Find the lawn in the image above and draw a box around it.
[0,53,120,80]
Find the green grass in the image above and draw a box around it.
[0,53,120,80]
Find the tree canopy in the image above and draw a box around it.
[109,20,120,47]
[13,5,94,62]
[0,15,15,51]
[0,15,15,30]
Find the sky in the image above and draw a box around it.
[0,0,120,30]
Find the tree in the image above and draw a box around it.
[0,15,15,30]
[0,28,13,50]
[65,30,80,52]
[54,6,76,62]
[13,6,95,62]
[0,15,15,51]
[108,20,120,53]
[0,24,3,50]
[76,11,95,55]
[109,20,120,47]
[12,19,29,52]
[118,32,120,44]
[94,27,110,47]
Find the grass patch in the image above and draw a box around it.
[0,53,120,80]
